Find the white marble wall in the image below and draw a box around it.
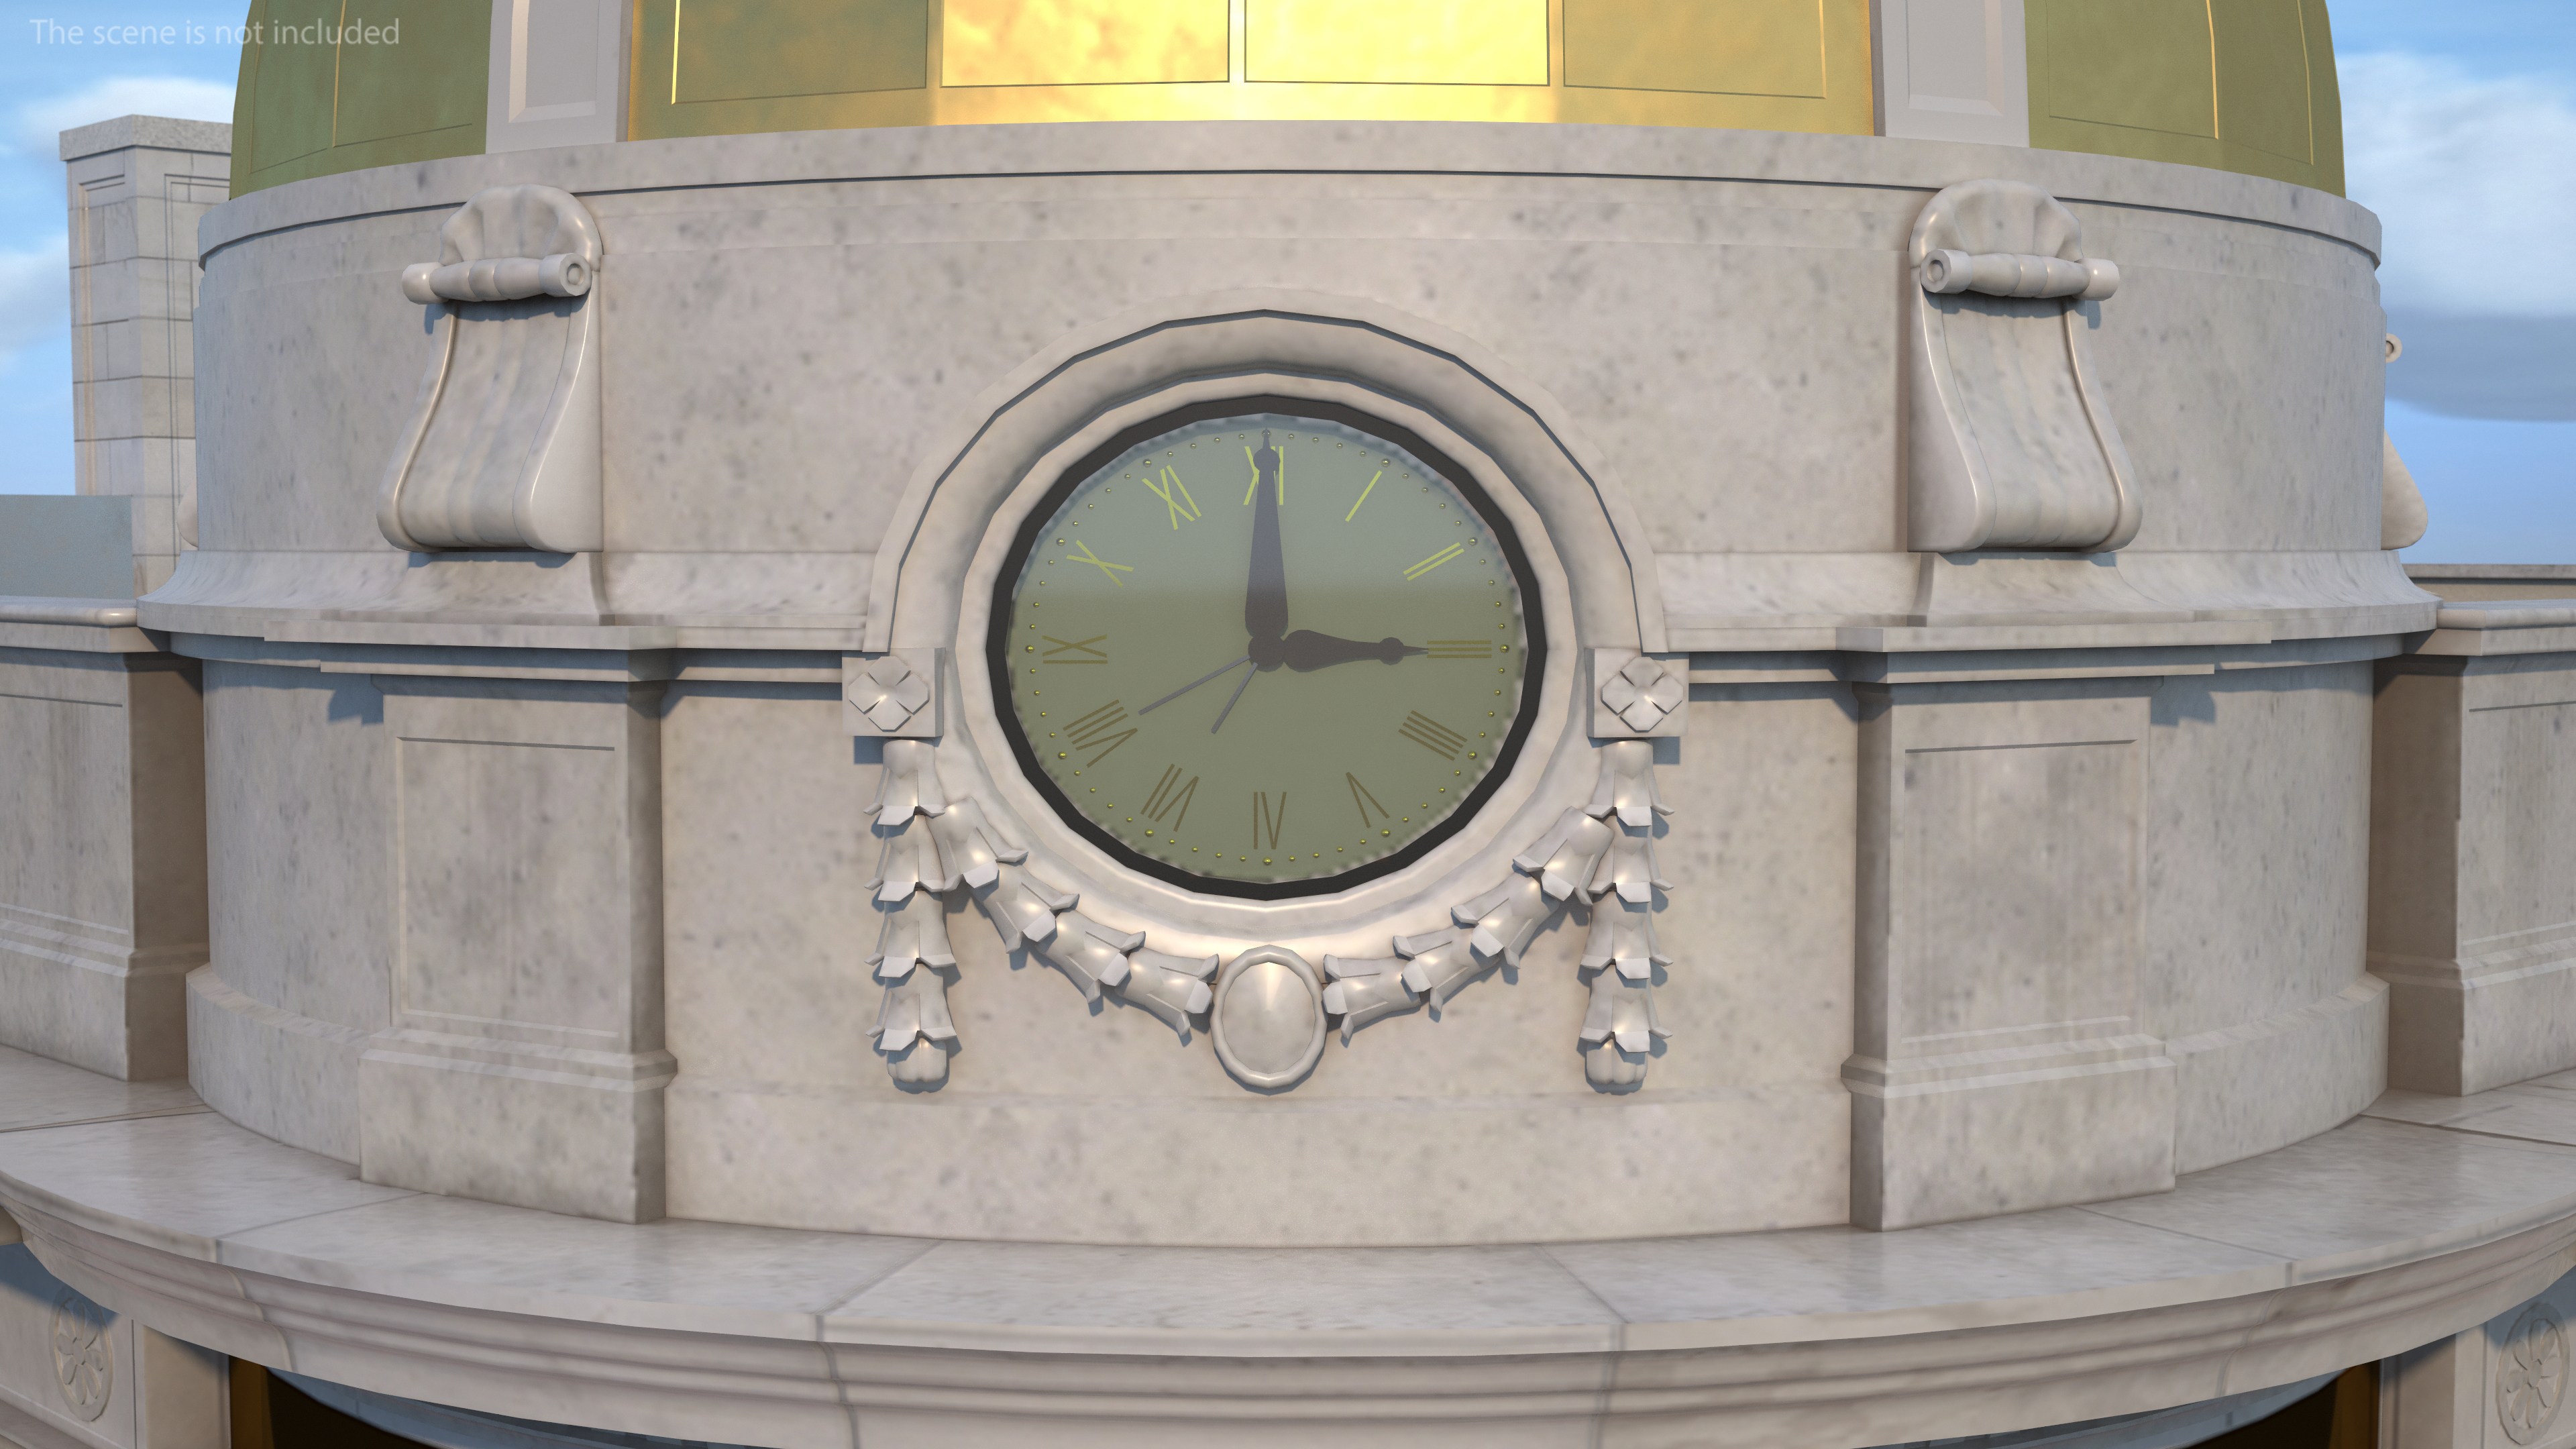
[361,677,669,1224]
[661,683,1858,1242]
[180,126,2388,621]
[162,124,2414,1241]
[0,619,205,1084]
[191,660,390,1162]
[2147,661,2385,1173]
[2375,649,2576,1097]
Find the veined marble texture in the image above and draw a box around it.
[0,604,205,1086]
[148,121,2431,1242]
[9,1041,2576,1448]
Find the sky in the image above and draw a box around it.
[0,3,2568,562]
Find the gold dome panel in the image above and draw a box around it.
[222,0,2342,197]
[631,0,1870,140]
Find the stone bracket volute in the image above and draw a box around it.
[377,184,605,555]
[1906,178,2142,555]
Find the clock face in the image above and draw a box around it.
[989,400,1544,898]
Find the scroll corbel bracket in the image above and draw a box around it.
[376,183,604,554]
[1904,178,2142,555]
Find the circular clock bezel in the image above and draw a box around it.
[984,394,1550,902]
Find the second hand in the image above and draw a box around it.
[1209,664,1256,734]
[1137,654,1252,715]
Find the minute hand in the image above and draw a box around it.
[1280,631,1424,671]
[1244,433,1288,643]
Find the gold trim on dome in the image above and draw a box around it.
[629,0,1874,142]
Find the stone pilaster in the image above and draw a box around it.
[61,116,230,597]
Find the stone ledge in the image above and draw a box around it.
[58,114,231,164]
[195,122,2382,266]
[3,1042,2576,1446]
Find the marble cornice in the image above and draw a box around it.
[138,547,2443,680]
[0,596,163,654]
[194,121,2383,270]
[6,1040,2576,1447]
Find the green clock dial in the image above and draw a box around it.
[989,400,1544,898]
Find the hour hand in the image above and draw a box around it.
[1245,432,1288,641]
[1280,631,1424,672]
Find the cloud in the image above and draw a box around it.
[2341,52,2576,317]
[2384,310,2576,421]
[0,234,70,356]
[2343,52,2576,419]
[14,76,233,153]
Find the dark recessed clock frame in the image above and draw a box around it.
[984,394,1550,901]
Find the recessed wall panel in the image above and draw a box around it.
[398,735,626,1036]
[1898,738,2140,1043]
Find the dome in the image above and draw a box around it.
[225,0,2343,196]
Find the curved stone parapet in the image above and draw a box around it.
[5,1042,2575,1446]
[146,119,2432,1247]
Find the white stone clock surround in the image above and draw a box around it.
[855,317,1690,1108]
[935,352,1615,951]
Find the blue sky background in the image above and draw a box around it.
[0,3,2568,562]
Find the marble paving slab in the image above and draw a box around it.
[0,1044,203,1134]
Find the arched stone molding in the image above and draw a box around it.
[845,292,1688,1087]
[866,289,1668,656]
[925,388,1585,951]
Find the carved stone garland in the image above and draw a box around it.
[865,738,1672,1089]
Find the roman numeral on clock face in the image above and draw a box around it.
[1064,701,1135,765]
[1252,791,1287,850]
[1399,710,1467,759]
[1140,466,1200,529]
[1004,411,1534,892]
[1144,765,1198,834]
[1404,543,1465,580]
[1347,773,1389,830]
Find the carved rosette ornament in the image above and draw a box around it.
[845,650,943,738]
[1594,651,1688,737]
[50,1292,113,1422]
[2502,1302,2569,1445]
[859,736,1675,1091]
